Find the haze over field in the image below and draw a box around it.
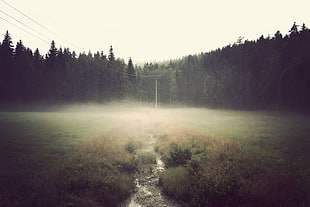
[0,104,309,206]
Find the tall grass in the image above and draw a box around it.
[0,108,309,206]
[0,132,135,206]
[0,111,154,206]
[156,126,309,207]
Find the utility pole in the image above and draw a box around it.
[155,78,158,109]
[138,74,159,109]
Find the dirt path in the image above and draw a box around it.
[121,134,186,207]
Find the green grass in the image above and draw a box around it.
[155,108,310,162]
[0,112,113,182]
[155,109,310,207]
[0,111,135,206]
[0,107,309,206]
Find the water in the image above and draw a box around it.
[122,134,185,207]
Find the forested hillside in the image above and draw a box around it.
[138,22,310,110]
[0,36,137,104]
[0,22,309,110]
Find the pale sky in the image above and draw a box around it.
[0,0,309,62]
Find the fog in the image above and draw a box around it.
[1,102,309,206]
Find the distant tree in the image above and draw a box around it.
[289,22,299,36]
[44,41,59,99]
[14,40,25,57]
[108,45,115,63]
[0,31,14,65]
[127,57,136,83]
[33,48,42,62]
[11,40,36,101]
[274,30,282,40]
[46,40,57,68]
[32,48,45,100]
[13,40,26,90]
[0,31,14,101]
[301,23,308,31]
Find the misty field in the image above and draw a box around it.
[0,105,309,206]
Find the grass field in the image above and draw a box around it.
[0,105,309,206]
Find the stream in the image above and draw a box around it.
[121,134,186,207]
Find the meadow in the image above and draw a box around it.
[0,105,309,206]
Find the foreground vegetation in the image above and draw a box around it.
[154,109,309,206]
[0,108,155,206]
[156,128,308,206]
[0,107,309,206]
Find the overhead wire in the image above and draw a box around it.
[0,9,51,43]
[0,0,83,51]
[0,0,159,79]
[0,15,50,44]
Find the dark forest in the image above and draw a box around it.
[0,22,309,110]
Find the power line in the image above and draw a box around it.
[0,9,51,43]
[0,1,160,79]
[0,15,50,44]
[0,15,158,79]
[0,0,83,51]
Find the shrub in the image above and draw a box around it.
[138,152,156,165]
[188,170,242,207]
[164,143,192,168]
[126,140,142,153]
[118,152,157,173]
[159,166,191,201]
[99,172,133,206]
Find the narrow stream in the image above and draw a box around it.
[121,134,185,207]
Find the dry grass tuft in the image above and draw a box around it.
[156,125,309,207]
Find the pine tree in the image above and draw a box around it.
[13,40,26,74]
[46,40,57,68]
[301,23,308,31]
[274,31,282,40]
[108,45,115,63]
[289,22,299,36]
[127,57,136,83]
[0,31,14,64]
[34,48,42,62]
[0,31,14,101]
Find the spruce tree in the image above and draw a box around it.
[289,22,299,36]
[34,48,42,62]
[127,57,136,83]
[0,31,14,65]
[108,45,115,63]
[46,40,57,68]
[0,31,14,101]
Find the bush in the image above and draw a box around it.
[155,127,309,207]
[99,172,133,206]
[118,152,157,173]
[188,170,241,207]
[138,152,156,165]
[159,166,191,201]
[163,143,192,168]
[126,140,142,153]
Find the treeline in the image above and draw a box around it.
[0,33,137,104]
[1,22,310,110]
[138,22,310,110]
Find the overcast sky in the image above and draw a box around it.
[0,0,309,63]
